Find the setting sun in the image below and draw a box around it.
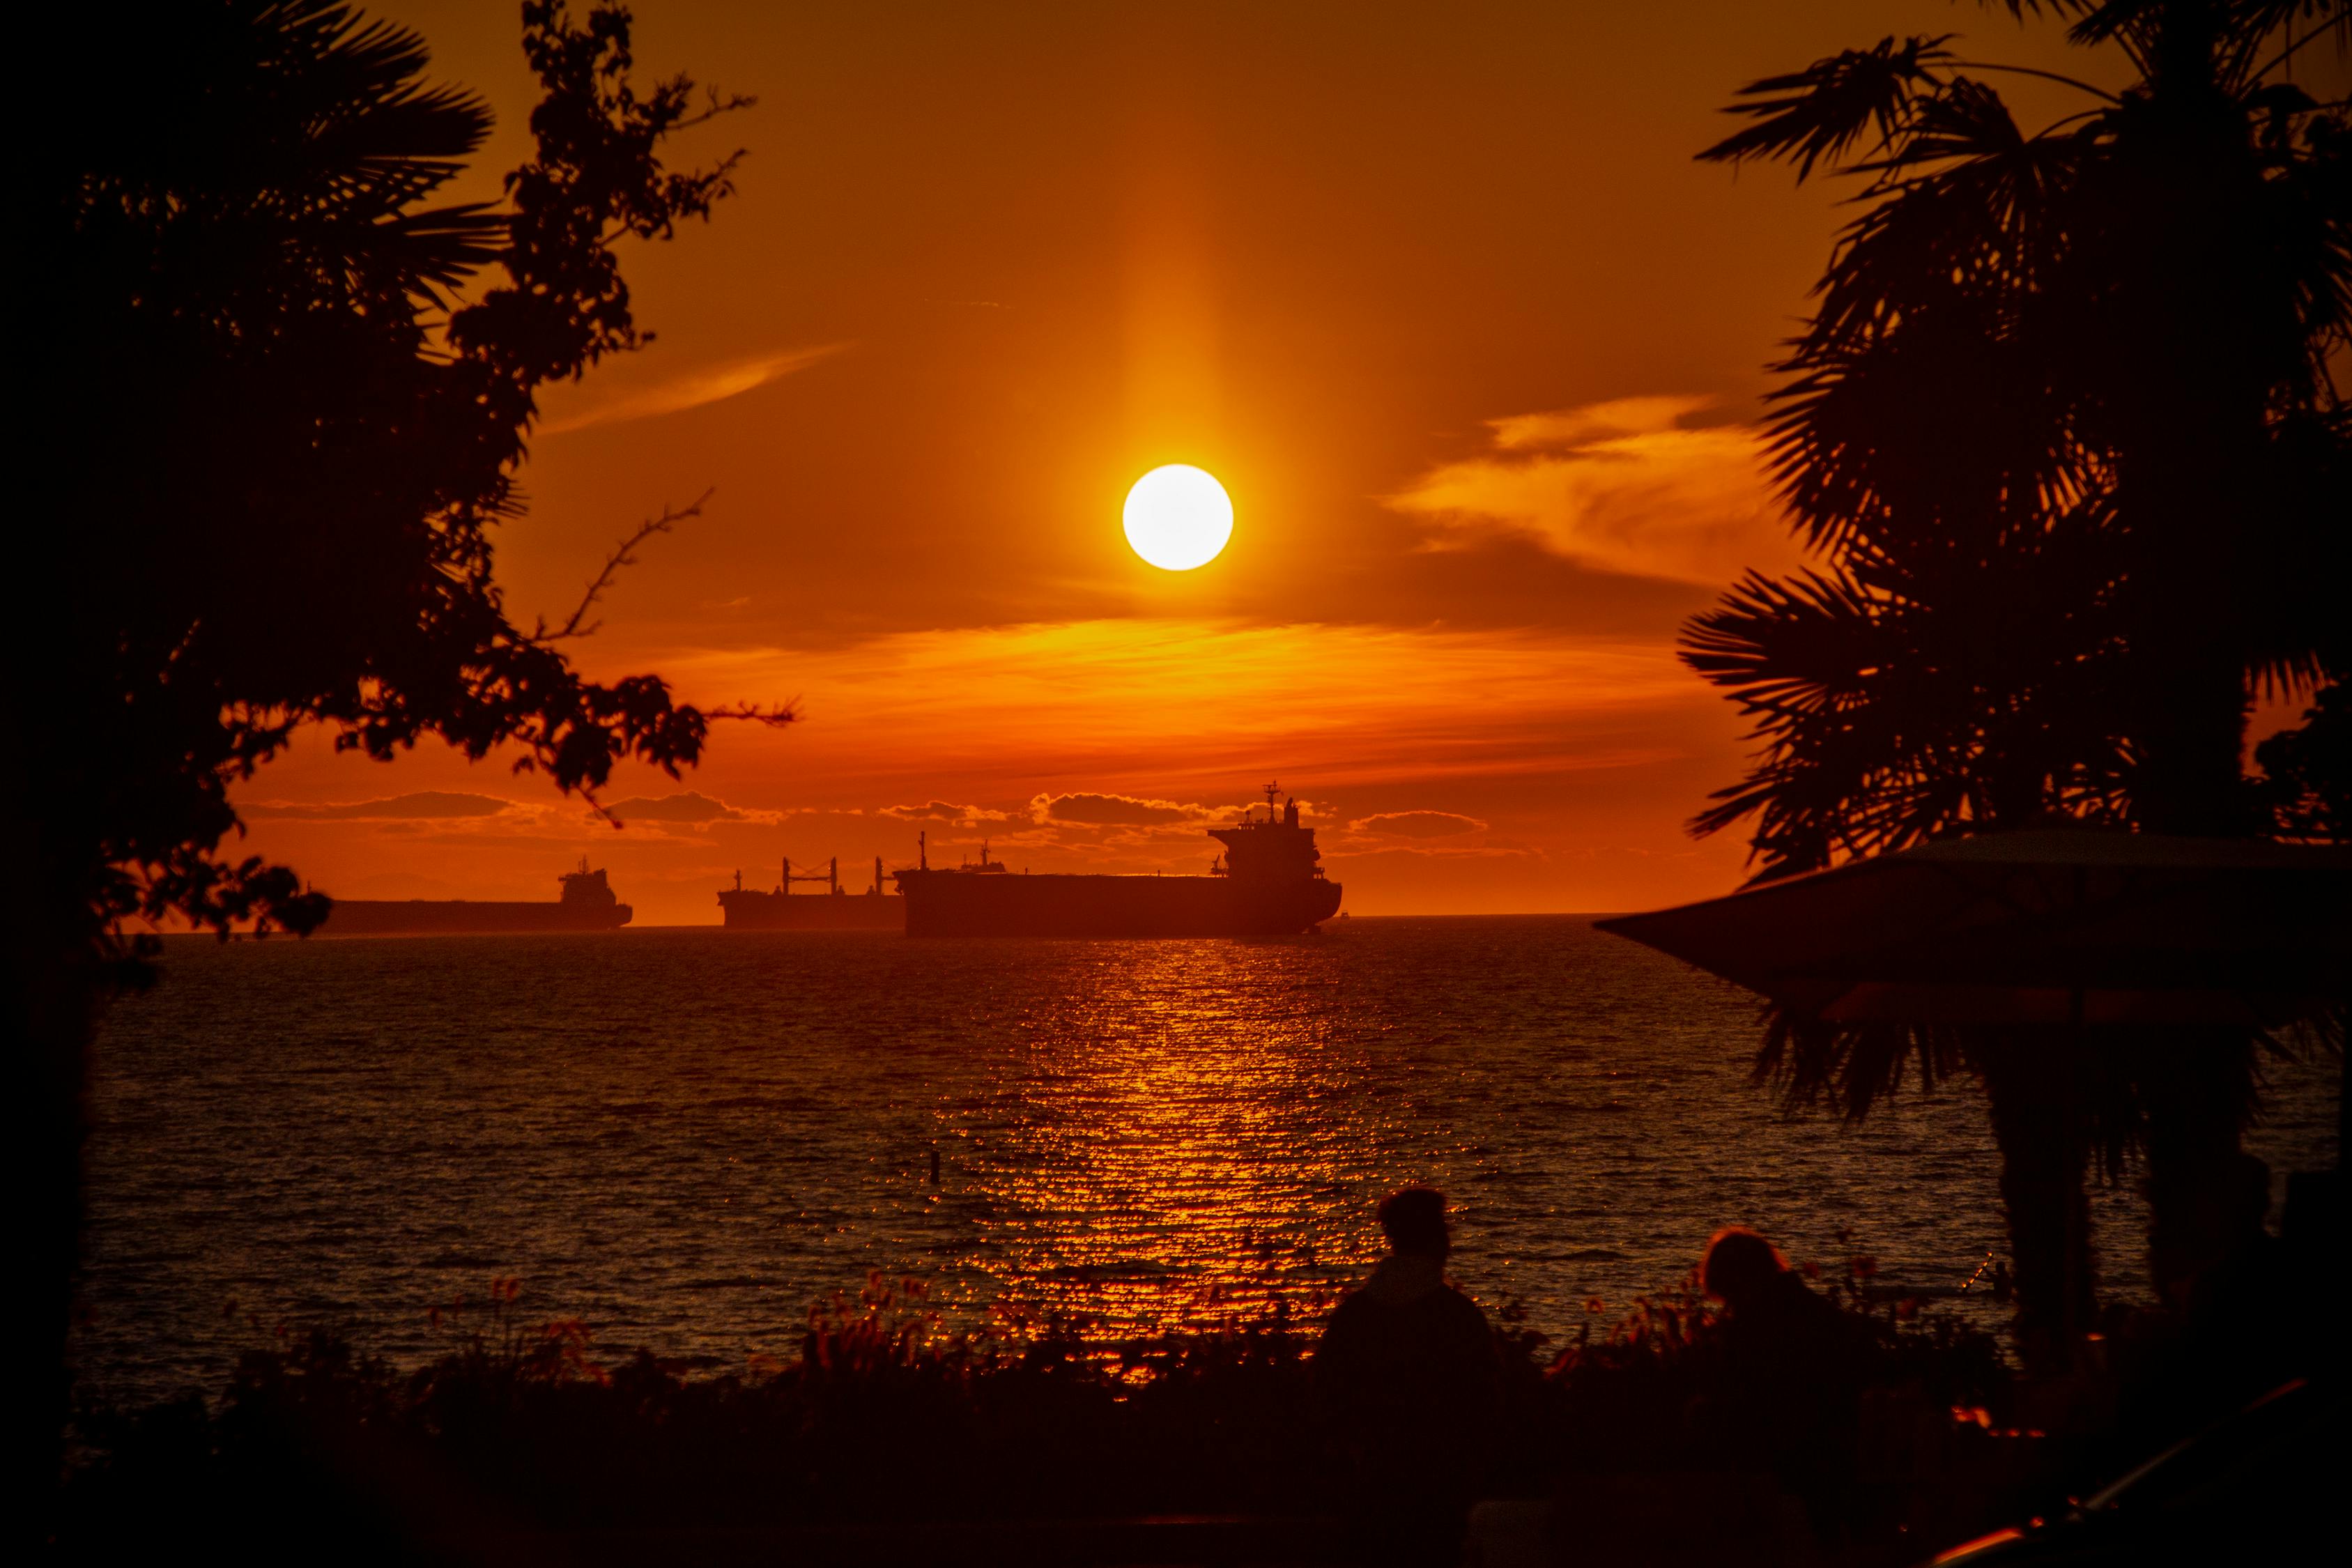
[1122,464,1233,571]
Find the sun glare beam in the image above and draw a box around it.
[1123,465,1233,571]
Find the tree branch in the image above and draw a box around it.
[704,700,799,727]
[535,488,714,642]
[671,84,758,131]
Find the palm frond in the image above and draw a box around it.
[1859,75,2029,171]
[1753,1008,1967,1121]
[1698,35,1955,178]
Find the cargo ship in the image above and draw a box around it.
[319,861,633,935]
[893,784,1343,937]
[717,856,904,930]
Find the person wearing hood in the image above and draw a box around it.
[1315,1186,1501,1563]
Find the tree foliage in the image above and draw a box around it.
[1688,0,2351,882]
[2254,681,2352,836]
[1682,3,2349,1340]
[20,0,771,969]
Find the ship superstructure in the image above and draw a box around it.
[893,783,1342,937]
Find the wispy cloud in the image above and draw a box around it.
[661,619,1709,795]
[882,800,1015,824]
[539,343,850,435]
[601,791,751,824]
[1029,791,1199,827]
[244,792,519,820]
[1384,395,1806,587]
[1347,809,1488,838]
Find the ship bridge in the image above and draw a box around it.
[1208,783,1328,881]
[558,860,622,909]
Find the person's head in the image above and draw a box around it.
[1701,1227,1788,1309]
[1378,1186,1450,1259]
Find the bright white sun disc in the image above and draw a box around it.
[1123,464,1233,571]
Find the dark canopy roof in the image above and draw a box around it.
[1597,829,2352,1027]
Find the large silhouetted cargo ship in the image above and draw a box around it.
[718,856,904,930]
[320,862,633,935]
[894,785,1344,937]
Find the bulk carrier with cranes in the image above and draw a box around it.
[717,855,905,930]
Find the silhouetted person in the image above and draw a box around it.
[2167,1154,2303,1427]
[1316,1187,1500,1565]
[2280,1168,2344,1378]
[1696,1227,1873,1530]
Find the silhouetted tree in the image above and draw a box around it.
[1686,1,2349,1352]
[2257,682,2352,838]
[12,0,771,1487]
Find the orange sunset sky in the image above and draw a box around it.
[233,1,2131,924]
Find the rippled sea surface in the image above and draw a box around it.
[76,918,2338,1406]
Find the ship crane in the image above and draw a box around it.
[778,856,842,896]
[734,857,891,896]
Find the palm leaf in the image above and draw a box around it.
[1698,35,1955,179]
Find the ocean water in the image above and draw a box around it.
[75,918,2339,1406]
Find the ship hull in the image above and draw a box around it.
[895,871,1341,937]
[319,900,632,935]
[718,891,905,930]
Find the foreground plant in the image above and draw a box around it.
[62,1273,2017,1554]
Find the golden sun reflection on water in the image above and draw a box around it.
[966,940,1398,1330]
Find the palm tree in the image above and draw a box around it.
[1684,1,2349,1350]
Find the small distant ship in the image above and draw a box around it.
[319,861,633,935]
[718,856,904,930]
[893,783,1344,937]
